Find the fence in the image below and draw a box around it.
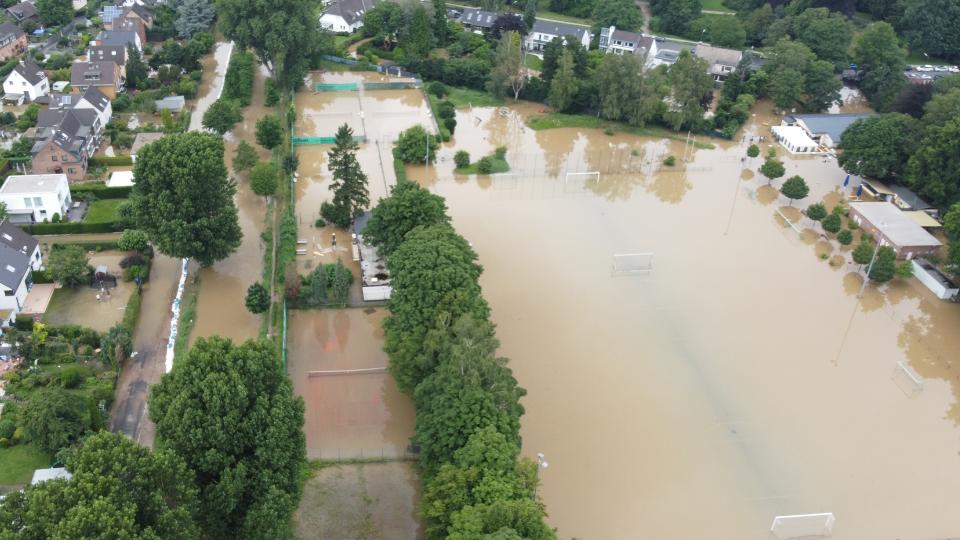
[314,82,359,92]
[292,135,367,146]
[307,446,419,461]
[364,81,419,90]
[319,55,422,82]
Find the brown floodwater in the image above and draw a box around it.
[41,251,135,332]
[188,40,234,132]
[400,97,960,539]
[190,62,270,343]
[286,73,436,460]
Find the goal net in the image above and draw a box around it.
[770,513,835,539]
[564,171,600,193]
[891,361,924,398]
[611,253,654,275]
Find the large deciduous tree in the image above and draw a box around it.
[19,389,87,454]
[592,0,644,32]
[901,0,960,62]
[664,49,713,131]
[131,132,242,266]
[837,114,920,179]
[363,180,450,256]
[0,432,200,539]
[763,8,852,66]
[48,246,90,287]
[597,54,668,127]
[202,98,242,134]
[905,117,960,210]
[35,0,72,26]
[851,22,907,111]
[149,337,305,538]
[651,0,700,35]
[395,125,439,164]
[922,88,960,128]
[688,15,746,49]
[762,38,841,111]
[487,31,526,100]
[216,0,330,88]
[384,225,490,393]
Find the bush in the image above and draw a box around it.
[822,213,842,234]
[454,150,470,169]
[0,419,14,439]
[664,155,676,166]
[264,78,280,106]
[202,98,242,135]
[119,253,146,269]
[837,229,853,245]
[245,282,270,314]
[118,229,149,252]
[255,116,283,149]
[428,81,447,97]
[806,203,827,222]
[87,156,133,167]
[222,50,254,106]
[59,365,88,389]
[848,220,859,230]
[477,156,493,174]
[747,144,760,158]
[394,125,439,164]
[443,117,457,134]
[494,146,507,160]
[14,315,34,331]
[19,222,117,235]
[320,201,351,229]
[314,217,326,228]
[604,127,615,135]
[437,100,455,119]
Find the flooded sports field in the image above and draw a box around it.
[406,99,960,539]
[287,72,432,460]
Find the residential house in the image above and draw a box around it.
[117,4,154,29]
[31,101,108,181]
[5,1,37,22]
[319,0,380,33]
[526,20,591,52]
[0,174,72,224]
[130,131,163,162]
[154,95,184,114]
[460,8,517,31]
[0,220,42,271]
[2,59,49,104]
[100,4,125,26]
[650,39,691,66]
[93,30,142,53]
[598,26,655,58]
[781,112,872,149]
[74,87,112,130]
[70,61,122,99]
[848,201,941,259]
[694,44,742,83]
[0,228,41,327]
[73,0,87,10]
[0,23,27,61]
[88,44,128,72]
[114,18,147,47]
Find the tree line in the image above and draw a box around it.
[361,177,556,538]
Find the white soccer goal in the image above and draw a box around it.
[490,172,520,190]
[891,361,924,398]
[611,253,654,275]
[770,513,836,539]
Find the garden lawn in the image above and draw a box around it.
[0,445,51,485]
[525,54,544,71]
[443,86,504,109]
[526,113,716,149]
[700,0,735,12]
[83,199,124,223]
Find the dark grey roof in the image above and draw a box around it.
[611,28,643,46]
[6,1,36,20]
[70,61,117,87]
[889,183,932,211]
[792,112,873,142]
[460,8,508,28]
[323,0,379,26]
[0,22,25,40]
[80,87,110,113]
[32,108,98,159]
[531,20,590,40]
[96,30,138,49]
[12,58,46,86]
[125,4,153,22]
[0,243,30,291]
[0,220,38,256]
[154,95,184,111]
[36,108,66,128]
[88,44,127,65]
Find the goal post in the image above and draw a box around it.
[564,171,600,193]
[891,361,924,398]
[611,253,654,275]
[770,513,835,539]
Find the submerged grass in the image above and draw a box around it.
[526,113,716,149]
[444,86,504,109]
[172,278,199,361]
[455,156,510,175]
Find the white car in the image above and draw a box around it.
[915,65,934,72]
[934,65,949,72]
[949,66,960,73]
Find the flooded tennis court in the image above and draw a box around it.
[288,72,434,459]
[406,100,960,539]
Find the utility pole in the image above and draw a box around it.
[857,222,886,298]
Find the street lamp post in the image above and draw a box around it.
[858,221,885,298]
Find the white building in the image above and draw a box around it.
[2,58,49,104]
[107,170,134,187]
[0,174,72,224]
[771,125,821,154]
[526,20,591,52]
[74,87,113,130]
[320,0,379,33]
[31,467,72,485]
[782,113,873,149]
[0,221,42,327]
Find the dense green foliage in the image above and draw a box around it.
[223,50,255,106]
[48,246,90,287]
[245,281,270,313]
[18,389,88,454]
[363,180,450,256]
[868,245,897,282]
[232,140,259,173]
[35,0,71,26]
[780,175,810,204]
[149,337,306,538]
[838,114,920,179]
[254,115,282,149]
[131,132,242,266]
[249,161,279,198]
[118,229,150,253]
[202,98,242,134]
[0,432,201,539]
[395,125,439,164]
[851,22,907,112]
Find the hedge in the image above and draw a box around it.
[70,183,132,199]
[89,156,133,166]
[51,241,120,252]
[18,222,117,235]
[121,288,141,333]
[32,269,54,283]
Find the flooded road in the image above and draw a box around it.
[188,40,234,132]
[408,99,960,539]
[190,63,270,343]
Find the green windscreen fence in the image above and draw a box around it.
[292,135,367,146]
[363,81,418,90]
[314,82,359,91]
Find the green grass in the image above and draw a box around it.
[905,51,953,66]
[455,156,510,175]
[700,0,734,12]
[533,9,592,25]
[334,35,352,47]
[83,199,124,223]
[443,86,504,109]
[526,113,716,149]
[173,282,198,361]
[0,445,51,485]
[525,54,543,71]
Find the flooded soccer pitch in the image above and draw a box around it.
[408,100,960,539]
[289,74,960,539]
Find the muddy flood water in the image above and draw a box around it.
[399,99,960,539]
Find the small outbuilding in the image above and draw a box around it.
[771,125,821,154]
[106,170,134,187]
[154,95,185,114]
[912,258,959,300]
[130,132,164,162]
[848,201,941,259]
[31,467,72,485]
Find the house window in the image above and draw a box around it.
[33,197,41,206]
[23,197,32,208]
[51,155,58,161]
[3,290,13,296]
[68,168,76,174]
